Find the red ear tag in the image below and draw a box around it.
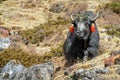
[69,25,74,33]
[91,24,95,32]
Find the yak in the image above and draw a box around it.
[63,11,101,67]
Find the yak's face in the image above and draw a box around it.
[74,19,91,40]
[70,11,101,40]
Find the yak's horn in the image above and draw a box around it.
[70,14,74,21]
[91,10,103,21]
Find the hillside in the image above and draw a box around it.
[0,0,120,80]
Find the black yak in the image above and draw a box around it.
[63,11,101,67]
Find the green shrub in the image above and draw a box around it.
[104,0,120,14]
[107,28,120,37]
[104,25,120,37]
[19,17,70,44]
[50,44,63,57]
[0,48,60,68]
[0,0,6,4]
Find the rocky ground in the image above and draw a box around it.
[0,0,120,80]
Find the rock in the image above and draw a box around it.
[0,38,11,50]
[64,77,73,80]
[1,60,54,80]
[73,69,97,79]
[100,29,107,33]
[95,68,109,74]
[74,68,85,78]
[13,68,35,80]
[115,58,120,65]
[116,69,120,75]
[100,35,113,41]
[89,69,97,78]
[70,68,107,80]
[1,60,25,80]
[30,62,54,80]
[81,77,90,80]
[84,71,92,78]
[72,68,85,80]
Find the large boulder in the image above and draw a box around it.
[65,67,109,80]
[1,60,25,79]
[0,60,54,80]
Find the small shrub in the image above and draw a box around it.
[104,0,120,14]
[104,25,120,37]
[19,17,70,44]
[0,0,6,3]
[107,28,120,37]
[50,44,63,57]
[0,48,60,68]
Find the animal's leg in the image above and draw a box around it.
[83,50,88,63]
[64,51,75,67]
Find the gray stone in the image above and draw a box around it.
[0,73,3,80]
[71,68,107,80]
[0,38,11,49]
[100,35,113,41]
[12,69,32,80]
[72,68,85,79]
[1,60,25,80]
[95,68,109,74]
[31,62,54,75]
[89,69,97,77]
[116,69,120,75]
[30,62,54,80]
[84,71,92,78]
[81,77,90,80]
[1,60,54,80]
[100,29,107,33]
[74,68,85,76]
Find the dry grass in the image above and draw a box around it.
[19,17,70,44]
[0,0,6,3]
[0,46,63,68]
[0,0,48,29]
[0,0,120,80]
[102,25,120,37]
[104,0,120,14]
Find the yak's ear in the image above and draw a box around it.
[90,23,95,32]
[72,21,77,27]
[69,24,74,33]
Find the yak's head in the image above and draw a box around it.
[70,11,101,40]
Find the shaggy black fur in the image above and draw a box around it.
[63,11,99,66]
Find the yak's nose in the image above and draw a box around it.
[75,31,80,36]
[75,31,83,37]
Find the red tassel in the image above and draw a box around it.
[91,24,95,32]
[69,25,74,33]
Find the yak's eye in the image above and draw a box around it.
[84,30,86,33]
[83,30,89,37]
